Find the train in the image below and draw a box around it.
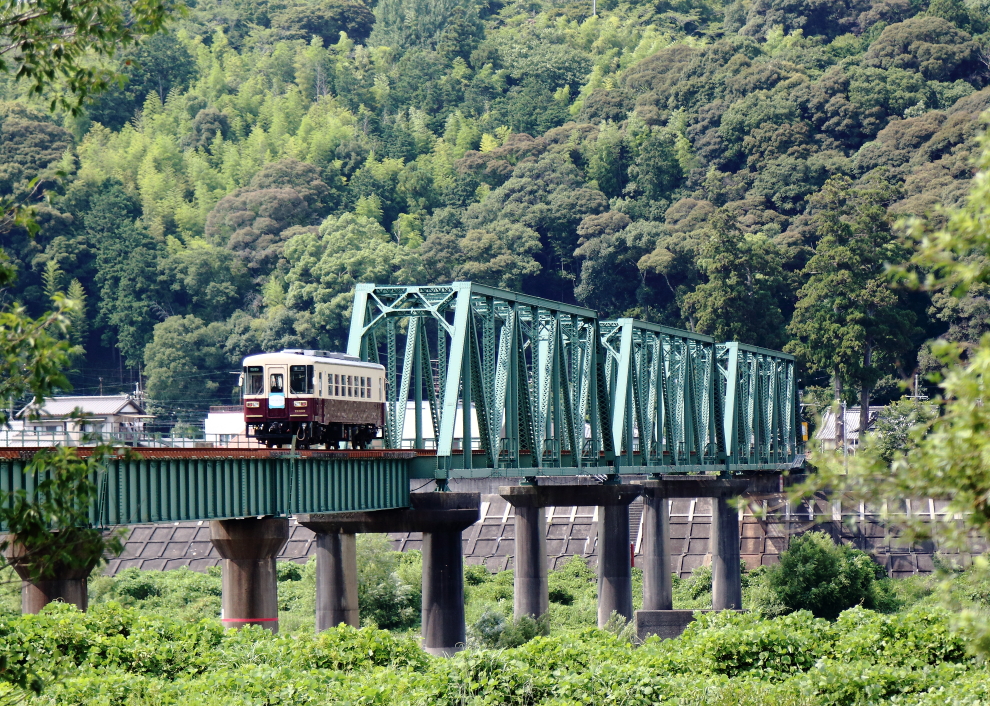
[242,349,386,449]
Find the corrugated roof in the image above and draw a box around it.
[815,406,885,441]
[18,395,147,419]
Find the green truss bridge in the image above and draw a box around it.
[0,282,801,648]
[1,281,799,525]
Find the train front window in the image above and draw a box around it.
[246,366,264,395]
[269,373,284,393]
[290,365,314,394]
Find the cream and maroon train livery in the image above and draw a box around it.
[242,349,385,449]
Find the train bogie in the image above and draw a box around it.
[241,349,386,449]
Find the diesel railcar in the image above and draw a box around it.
[242,349,385,449]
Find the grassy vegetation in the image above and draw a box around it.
[0,596,986,705]
[0,533,986,703]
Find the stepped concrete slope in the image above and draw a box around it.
[107,477,979,580]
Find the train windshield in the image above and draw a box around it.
[246,366,264,395]
[269,372,284,393]
[290,365,314,394]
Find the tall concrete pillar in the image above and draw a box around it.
[314,531,359,630]
[4,537,99,614]
[500,483,640,629]
[299,492,480,657]
[598,502,633,626]
[711,496,742,610]
[641,491,672,611]
[210,517,289,632]
[421,529,466,656]
[510,503,548,619]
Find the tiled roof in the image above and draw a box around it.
[18,395,148,419]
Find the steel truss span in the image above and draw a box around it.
[347,282,799,481]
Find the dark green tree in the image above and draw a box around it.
[85,182,164,367]
[682,211,788,348]
[761,531,893,620]
[0,0,180,113]
[787,174,920,434]
[88,33,197,129]
[272,0,375,44]
[144,315,234,414]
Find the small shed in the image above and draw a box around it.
[17,395,152,434]
[815,405,885,453]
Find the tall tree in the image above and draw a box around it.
[85,182,164,367]
[787,174,920,436]
[0,0,180,113]
[682,210,788,348]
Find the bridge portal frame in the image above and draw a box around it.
[347,282,618,484]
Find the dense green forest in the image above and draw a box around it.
[1,0,988,422]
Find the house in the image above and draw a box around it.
[204,405,249,445]
[17,395,152,435]
[815,405,885,453]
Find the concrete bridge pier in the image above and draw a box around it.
[421,526,468,656]
[308,530,359,630]
[638,484,673,611]
[498,491,548,620]
[3,535,100,614]
[634,477,750,640]
[209,517,289,633]
[298,491,480,655]
[500,483,640,627]
[712,494,743,610]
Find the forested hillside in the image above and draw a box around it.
[0,0,987,422]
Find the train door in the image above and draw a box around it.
[268,366,287,418]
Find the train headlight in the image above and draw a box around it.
[293,400,308,407]
[245,401,260,408]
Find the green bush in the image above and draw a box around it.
[470,611,550,648]
[0,598,976,705]
[757,531,896,620]
[355,534,421,630]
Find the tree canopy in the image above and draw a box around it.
[0,0,985,421]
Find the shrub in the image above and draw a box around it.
[356,534,421,630]
[469,611,549,648]
[673,609,835,678]
[761,531,892,620]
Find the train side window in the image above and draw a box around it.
[347,375,352,397]
[360,376,365,398]
[379,378,383,401]
[246,366,264,395]
[269,372,284,393]
[290,365,309,394]
[318,372,323,396]
[335,374,340,396]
